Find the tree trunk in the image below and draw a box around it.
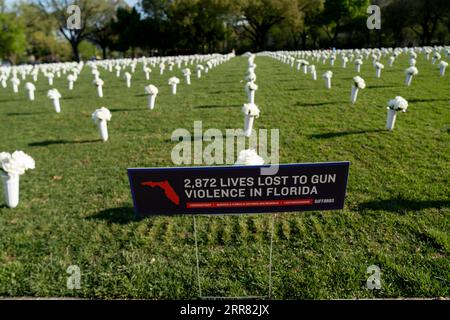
[71,41,80,62]
[101,46,107,60]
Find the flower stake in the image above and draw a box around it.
[375,62,384,78]
[0,151,35,208]
[242,103,260,137]
[309,65,317,80]
[351,76,366,104]
[439,61,448,76]
[182,68,192,85]
[196,65,204,79]
[67,74,76,90]
[92,107,112,142]
[93,78,104,98]
[386,96,408,131]
[245,81,258,104]
[124,72,132,88]
[11,77,20,93]
[405,67,418,86]
[355,59,363,73]
[168,76,180,95]
[25,82,36,101]
[323,71,333,89]
[145,84,158,110]
[144,67,151,80]
[47,89,62,113]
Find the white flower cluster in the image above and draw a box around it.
[168,77,180,85]
[245,81,258,91]
[439,61,448,68]
[145,84,158,95]
[235,149,264,166]
[388,96,408,112]
[0,151,35,176]
[405,66,419,76]
[242,103,260,117]
[353,76,366,89]
[375,62,384,69]
[322,71,333,79]
[47,88,61,99]
[93,78,104,86]
[91,107,112,123]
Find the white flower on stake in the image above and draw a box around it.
[25,82,36,101]
[92,107,112,142]
[11,77,20,93]
[159,63,165,75]
[145,84,158,110]
[0,151,35,208]
[115,65,121,77]
[309,65,317,80]
[46,72,54,85]
[330,55,336,66]
[351,76,366,104]
[404,67,418,86]
[375,62,384,78]
[439,61,448,76]
[355,59,363,73]
[182,68,192,85]
[242,103,260,137]
[432,52,441,64]
[124,72,132,88]
[245,81,258,104]
[168,76,180,95]
[235,149,264,166]
[93,78,104,98]
[342,56,349,68]
[386,96,408,131]
[388,56,396,67]
[67,74,76,90]
[196,65,204,79]
[144,67,151,80]
[47,89,62,113]
[323,71,333,89]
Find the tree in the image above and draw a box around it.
[281,0,324,49]
[319,0,369,46]
[165,0,232,53]
[38,0,117,61]
[110,6,142,56]
[238,0,296,51]
[17,2,70,62]
[0,12,27,63]
[408,0,450,45]
[86,1,125,59]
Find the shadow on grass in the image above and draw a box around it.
[87,206,138,224]
[110,108,144,112]
[309,129,384,139]
[408,98,449,103]
[359,199,450,213]
[296,101,347,107]
[366,85,401,89]
[7,112,47,116]
[28,139,99,147]
[194,104,241,109]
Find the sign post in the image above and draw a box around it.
[128,162,350,298]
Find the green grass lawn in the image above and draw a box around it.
[0,53,449,299]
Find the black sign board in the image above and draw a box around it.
[128,162,350,217]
